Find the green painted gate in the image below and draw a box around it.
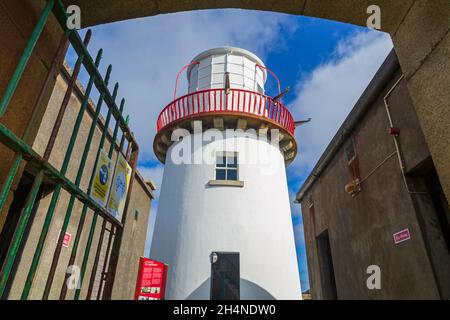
[0,0,139,300]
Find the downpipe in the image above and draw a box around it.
[383,75,427,195]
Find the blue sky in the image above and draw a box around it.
[75,9,393,293]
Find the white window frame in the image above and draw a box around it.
[215,151,239,181]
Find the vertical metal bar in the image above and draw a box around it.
[73,211,98,300]
[0,171,44,298]
[258,95,263,115]
[0,32,69,298]
[175,101,179,119]
[188,96,191,115]
[58,65,113,299]
[43,30,92,160]
[274,102,278,121]
[125,138,132,161]
[193,95,196,114]
[209,91,216,110]
[26,38,72,144]
[0,155,22,215]
[89,115,128,301]
[102,144,139,299]
[0,15,69,219]
[108,99,125,158]
[42,49,104,299]
[0,0,55,117]
[224,90,228,111]
[85,218,106,300]
[73,86,122,300]
[237,91,241,111]
[21,36,98,299]
[96,225,115,300]
[84,98,124,299]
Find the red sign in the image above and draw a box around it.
[134,257,168,300]
[62,232,71,248]
[57,231,71,248]
[393,228,411,244]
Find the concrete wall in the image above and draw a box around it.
[0,0,62,230]
[298,58,448,299]
[4,65,153,300]
[391,0,450,212]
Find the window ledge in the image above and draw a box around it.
[208,180,244,188]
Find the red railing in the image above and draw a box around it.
[156,88,295,135]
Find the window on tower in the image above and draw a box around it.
[215,152,238,181]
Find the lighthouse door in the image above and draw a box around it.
[210,252,240,300]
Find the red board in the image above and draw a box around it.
[134,257,168,300]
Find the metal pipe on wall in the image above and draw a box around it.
[383,75,427,195]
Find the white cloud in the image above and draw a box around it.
[138,164,164,192]
[287,30,393,192]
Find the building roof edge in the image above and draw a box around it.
[295,49,400,203]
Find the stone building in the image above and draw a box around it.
[0,62,154,300]
[296,50,450,300]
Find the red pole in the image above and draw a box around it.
[173,61,200,100]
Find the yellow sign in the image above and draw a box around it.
[107,153,132,222]
[90,149,113,207]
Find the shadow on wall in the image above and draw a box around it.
[186,278,275,300]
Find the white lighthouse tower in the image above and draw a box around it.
[151,47,301,300]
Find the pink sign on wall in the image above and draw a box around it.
[57,230,71,248]
[393,228,411,245]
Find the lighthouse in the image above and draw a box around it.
[150,47,301,300]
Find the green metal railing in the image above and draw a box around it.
[0,0,139,300]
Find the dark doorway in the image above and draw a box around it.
[0,172,34,267]
[210,252,240,300]
[424,169,450,252]
[316,230,337,300]
[0,171,46,298]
